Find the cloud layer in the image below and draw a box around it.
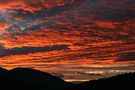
[0,0,135,81]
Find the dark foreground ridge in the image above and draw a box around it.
[0,67,71,90]
[0,67,135,90]
[66,72,135,90]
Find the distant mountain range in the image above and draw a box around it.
[66,71,135,90]
[0,67,134,90]
[0,67,71,90]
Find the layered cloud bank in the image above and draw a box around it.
[0,0,135,81]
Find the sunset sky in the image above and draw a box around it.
[0,0,135,82]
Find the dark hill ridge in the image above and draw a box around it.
[0,67,8,73]
[66,72,135,90]
[0,67,71,90]
[0,67,135,90]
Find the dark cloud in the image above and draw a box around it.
[9,4,66,19]
[73,0,135,21]
[0,45,69,57]
[99,10,135,21]
[21,0,75,10]
[117,52,135,61]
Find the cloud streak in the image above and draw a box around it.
[0,45,68,57]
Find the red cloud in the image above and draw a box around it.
[0,0,76,13]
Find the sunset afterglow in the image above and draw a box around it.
[0,0,135,82]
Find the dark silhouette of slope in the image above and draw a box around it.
[0,67,8,74]
[66,72,135,90]
[0,67,135,90]
[0,67,71,90]
[0,67,9,83]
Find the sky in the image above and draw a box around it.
[0,0,135,82]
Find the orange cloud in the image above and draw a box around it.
[0,0,76,13]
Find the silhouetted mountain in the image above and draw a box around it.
[66,72,135,90]
[0,67,135,90]
[0,67,8,74]
[0,67,71,90]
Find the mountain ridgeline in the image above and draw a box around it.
[0,67,71,90]
[0,67,135,90]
